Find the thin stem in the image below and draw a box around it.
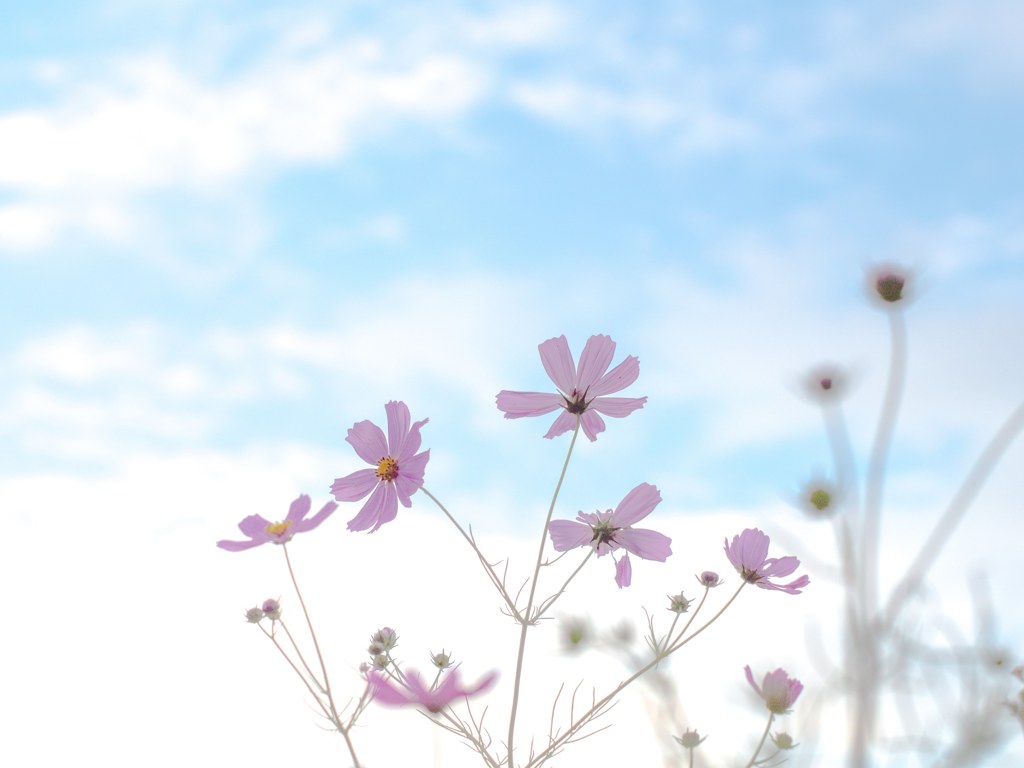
[282,545,363,768]
[278,618,326,693]
[420,485,520,618]
[507,420,581,767]
[743,713,775,768]
[259,623,332,720]
[533,549,594,620]
[524,582,746,768]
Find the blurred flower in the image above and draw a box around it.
[331,401,430,533]
[802,364,849,403]
[725,528,809,594]
[261,598,281,621]
[368,668,497,713]
[772,731,798,750]
[217,494,338,552]
[561,616,592,652]
[697,571,722,588]
[675,729,706,749]
[868,264,912,307]
[549,483,672,588]
[745,665,803,714]
[496,334,647,442]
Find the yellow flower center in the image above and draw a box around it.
[376,456,399,481]
[265,520,292,537]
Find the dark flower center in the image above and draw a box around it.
[589,519,620,547]
[564,388,590,414]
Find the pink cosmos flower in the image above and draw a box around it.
[216,494,337,551]
[331,401,430,533]
[744,665,803,714]
[368,668,497,713]
[496,334,647,442]
[548,482,672,588]
[724,528,809,594]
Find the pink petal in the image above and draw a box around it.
[398,417,429,462]
[284,494,312,524]
[614,553,632,588]
[394,450,430,503]
[575,335,616,391]
[588,395,647,418]
[347,419,389,465]
[760,555,800,579]
[216,537,265,552]
[610,483,661,526]
[744,665,762,696]
[369,672,414,706]
[238,514,272,540]
[543,410,579,439]
[548,519,593,551]
[615,527,672,561]
[346,483,393,532]
[384,400,410,458]
[538,335,576,394]
[455,670,498,698]
[578,410,606,442]
[293,501,338,533]
[496,391,564,418]
[331,468,379,502]
[588,353,640,397]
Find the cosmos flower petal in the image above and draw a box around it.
[760,555,800,579]
[216,537,266,552]
[293,501,338,533]
[548,519,594,551]
[284,494,312,524]
[238,514,272,539]
[495,391,564,418]
[331,468,379,502]
[578,410,606,442]
[615,528,672,561]
[588,353,640,397]
[543,410,580,439]
[588,395,648,418]
[346,419,389,465]
[725,528,807,594]
[610,482,661,526]
[385,400,411,459]
[538,335,576,394]
[346,483,390,533]
[614,553,632,588]
[575,334,616,391]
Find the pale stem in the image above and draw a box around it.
[278,618,326,693]
[524,582,746,768]
[259,623,332,720]
[282,545,363,768]
[743,712,776,768]
[420,485,519,618]
[507,420,581,767]
[533,549,594,620]
[883,397,1024,629]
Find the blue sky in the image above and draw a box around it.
[3,1,1024,765]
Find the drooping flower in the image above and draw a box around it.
[745,665,803,714]
[368,668,497,714]
[697,570,723,588]
[548,483,672,588]
[496,334,647,442]
[724,528,809,594]
[216,494,337,552]
[331,401,430,533]
[674,729,707,749]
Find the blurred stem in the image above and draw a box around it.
[883,397,1024,630]
[507,419,581,767]
[743,713,775,768]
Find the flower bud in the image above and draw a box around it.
[370,627,398,652]
[430,650,453,669]
[245,607,265,624]
[772,731,798,750]
[674,729,706,749]
[667,592,691,613]
[696,571,722,588]
[261,598,282,621]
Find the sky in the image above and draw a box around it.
[2,1,1023,766]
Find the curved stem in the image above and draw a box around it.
[507,420,581,767]
[533,549,594,620]
[743,713,775,768]
[420,485,519,617]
